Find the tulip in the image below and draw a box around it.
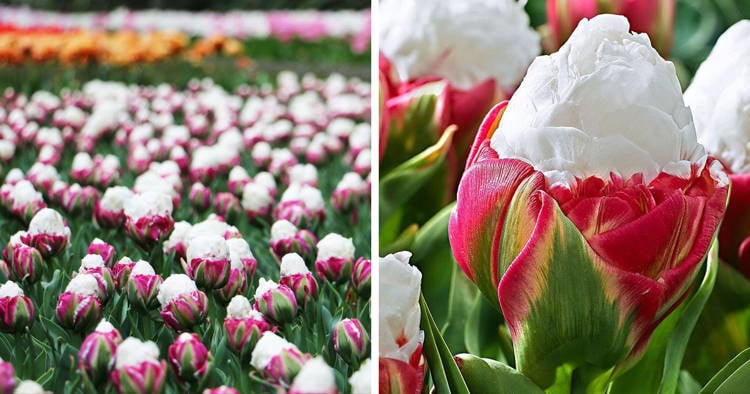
[0,281,34,333]
[7,180,46,223]
[224,295,273,362]
[87,238,116,267]
[227,166,251,196]
[70,152,95,184]
[289,356,338,394]
[546,0,674,57]
[94,186,133,229]
[349,359,371,394]
[124,191,175,249]
[56,274,103,332]
[315,233,355,284]
[250,332,311,387]
[279,253,318,306]
[447,15,727,388]
[22,208,70,258]
[379,252,424,394]
[78,319,122,385]
[77,254,114,303]
[0,357,13,394]
[684,20,750,278]
[168,332,211,384]
[274,183,325,228]
[92,154,121,187]
[183,235,231,290]
[112,257,137,291]
[254,278,298,325]
[351,257,371,298]
[126,260,163,311]
[285,164,318,188]
[227,237,257,285]
[334,318,369,362]
[331,172,368,214]
[213,192,241,222]
[111,337,166,394]
[189,182,212,212]
[241,182,273,221]
[269,220,317,262]
[60,184,99,214]
[268,148,297,177]
[6,232,44,284]
[12,381,44,394]
[157,274,208,332]
[162,221,191,260]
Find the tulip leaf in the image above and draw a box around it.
[380,224,418,255]
[465,293,508,364]
[701,347,750,393]
[379,127,455,240]
[659,240,719,394]
[419,294,470,394]
[454,353,544,394]
[679,371,702,394]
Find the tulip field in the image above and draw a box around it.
[0,4,371,393]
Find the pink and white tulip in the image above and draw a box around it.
[157,274,208,332]
[250,331,311,387]
[111,337,167,394]
[279,253,318,307]
[22,208,70,258]
[56,274,103,332]
[0,281,34,333]
[223,295,273,362]
[168,332,211,384]
[315,233,355,284]
[78,319,122,384]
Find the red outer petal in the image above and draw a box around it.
[379,357,424,394]
[465,101,507,170]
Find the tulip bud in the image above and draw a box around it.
[94,186,133,229]
[203,387,239,394]
[92,154,120,188]
[227,167,251,196]
[250,332,310,386]
[315,234,355,284]
[189,182,212,213]
[158,274,208,332]
[223,296,273,362]
[269,220,317,262]
[112,256,136,291]
[22,208,70,258]
[333,318,369,362]
[274,184,325,228]
[87,238,116,267]
[227,238,257,284]
[0,281,34,333]
[70,152,94,184]
[126,260,163,311]
[241,182,273,221]
[289,356,337,394]
[351,257,371,298]
[163,221,191,260]
[183,235,231,290]
[168,332,211,384]
[268,149,297,177]
[279,253,318,306]
[6,232,44,284]
[56,274,102,332]
[60,184,99,215]
[285,164,318,188]
[77,254,114,303]
[111,337,166,394]
[124,191,175,249]
[349,359,371,394]
[0,357,13,394]
[331,172,368,214]
[254,172,278,198]
[254,278,298,325]
[78,319,122,385]
[213,192,241,222]
[8,180,46,223]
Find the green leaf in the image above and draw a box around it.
[679,371,702,394]
[419,294,470,394]
[379,126,455,225]
[465,293,508,363]
[454,353,544,394]
[701,347,750,393]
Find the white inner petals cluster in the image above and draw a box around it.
[492,15,706,187]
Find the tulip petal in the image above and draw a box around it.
[720,173,750,277]
[499,192,639,388]
[449,157,541,308]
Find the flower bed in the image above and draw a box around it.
[0,72,371,393]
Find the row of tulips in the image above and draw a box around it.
[0,26,244,65]
[0,7,371,53]
[0,69,371,392]
[379,0,750,392]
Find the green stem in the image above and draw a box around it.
[570,366,612,394]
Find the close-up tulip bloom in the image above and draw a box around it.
[157,274,208,332]
[167,332,211,384]
[269,220,317,262]
[333,318,369,362]
[279,253,318,306]
[314,233,355,284]
[56,273,103,332]
[125,260,163,310]
[124,191,175,249]
[22,208,70,258]
[224,295,273,362]
[288,356,338,394]
[250,331,311,387]
[0,280,34,333]
[254,278,298,325]
[183,234,231,290]
[448,15,728,388]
